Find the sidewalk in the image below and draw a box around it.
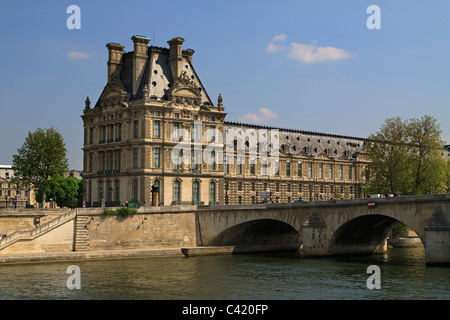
[0,248,184,264]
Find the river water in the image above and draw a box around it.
[0,246,449,300]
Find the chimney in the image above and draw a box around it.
[106,42,125,83]
[184,48,195,64]
[167,37,185,79]
[131,35,150,96]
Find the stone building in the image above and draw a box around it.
[81,36,369,207]
[0,165,35,208]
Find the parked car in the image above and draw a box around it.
[294,199,308,203]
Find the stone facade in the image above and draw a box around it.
[0,165,35,208]
[81,35,369,207]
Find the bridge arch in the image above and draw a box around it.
[329,214,424,256]
[211,219,301,246]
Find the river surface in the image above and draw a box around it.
[0,246,449,300]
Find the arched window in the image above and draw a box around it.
[153,179,160,192]
[99,181,104,202]
[193,181,199,203]
[115,180,120,202]
[173,180,180,203]
[107,181,112,202]
[209,181,216,204]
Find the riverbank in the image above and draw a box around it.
[0,244,301,264]
[0,248,184,264]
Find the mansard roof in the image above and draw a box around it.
[224,121,366,160]
[92,38,214,110]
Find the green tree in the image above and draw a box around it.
[36,177,83,208]
[406,115,447,194]
[365,117,411,195]
[12,127,69,207]
[365,115,448,195]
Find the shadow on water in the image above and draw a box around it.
[1,246,449,300]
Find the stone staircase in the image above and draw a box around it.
[74,216,91,251]
[0,209,77,252]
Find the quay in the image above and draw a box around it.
[0,194,450,265]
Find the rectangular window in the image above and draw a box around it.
[319,163,323,178]
[154,148,160,168]
[209,182,216,203]
[339,165,343,179]
[133,148,138,168]
[210,151,216,170]
[115,181,120,202]
[298,162,302,177]
[238,182,242,191]
[173,151,179,170]
[102,152,106,171]
[192,123,199,141]
[237,156,243,174]
[109,151,114,170]
[308,162,312,178]
[250,158,255,175]
[110,125,114,142]
[118,124,122,141]
[286,161,291,176]
[102,126,106,143]
[173,122,179,141]
[90,128,94,144]
[329,164,333,179]
[99,182,103,202]
[224,155,228,173]
[193,150,201,170]
[89,153,93,172]
[134,120,138,138]
[348,165,353,180]
[209,125,216,142]
[154,120,160,138]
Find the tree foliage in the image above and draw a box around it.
[36,176,83,208]
[12,127,69,206]
[365,115,448,195]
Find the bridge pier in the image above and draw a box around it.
[301,211,329,256]
[425,230,450,265]
[424,206,450,265]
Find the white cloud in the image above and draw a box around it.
[67,51,91,60]
[287,42,351,63]
[238,108,278,124]
[271,34,287,42]
[265,43,285,53]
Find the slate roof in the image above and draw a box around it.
[224,121,366,159]
[94,45,213,109]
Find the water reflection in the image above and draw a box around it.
[0,247,449,300]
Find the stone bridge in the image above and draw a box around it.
[195,194,450,265]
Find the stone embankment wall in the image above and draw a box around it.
[0,206,199,255]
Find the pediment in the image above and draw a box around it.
[99,86,128,108]
[172,88,199,99]
[167,70,203,106]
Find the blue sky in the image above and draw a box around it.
[1,1,449,170]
